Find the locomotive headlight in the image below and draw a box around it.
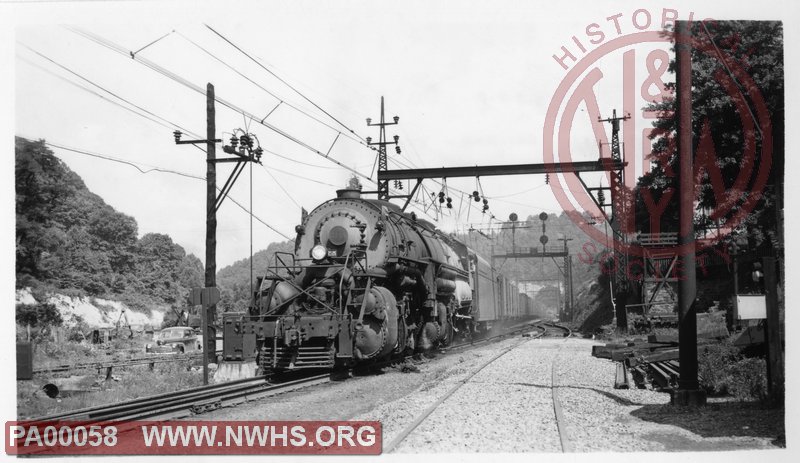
[310,244,327,262]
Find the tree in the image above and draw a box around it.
[15,137,203,310]
[636,21,783,255]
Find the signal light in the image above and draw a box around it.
[473,191,480,202]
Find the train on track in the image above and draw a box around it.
[217,189,539,379]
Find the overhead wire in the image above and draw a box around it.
[262,147,337,169]
[23,30,435,239]
[46,26,516,230]
[41,140,292,240]
[19,43,202,139]
[60,25,441,226]
[31,28,380,226]
[64,25,375,183]
[260,164,302,209]
[17,55,186,136]
[175,31,364,145]
[204,24,369,144]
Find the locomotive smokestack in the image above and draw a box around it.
[336,189,362,199]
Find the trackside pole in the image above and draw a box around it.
[671,20,706,407]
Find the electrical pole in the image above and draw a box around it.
[672,21,706,407]
[174,83,263,385]
[366,97,400,200]
[598,109,631,332]
[557,237,574,322]
[204,83,217,386]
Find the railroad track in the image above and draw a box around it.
[383,325,548,452]
[539,322,573,338]
[34,353,205,375]
[28,319,550,425]
[28,373,330,423]
[383,321,573,453]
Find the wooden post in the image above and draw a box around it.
[732,251,739,327]
[762,257,784,404]
[672,20,705,407]
[203,83,216,386]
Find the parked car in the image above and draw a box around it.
[145,327,202,354]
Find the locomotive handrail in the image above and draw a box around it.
[261,265,345,316]
[273,252,299,278]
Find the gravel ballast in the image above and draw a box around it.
[194,335,784,453]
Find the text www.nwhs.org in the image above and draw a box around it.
[142,424,378,449]
[5,421,381,455]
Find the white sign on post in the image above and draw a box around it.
[737,295,767,320]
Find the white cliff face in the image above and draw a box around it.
[15,288,164,329]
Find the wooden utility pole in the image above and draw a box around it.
[763,257,784,404]
[203,83,217,386]
[174,83,261,385]
[672,21,705,407]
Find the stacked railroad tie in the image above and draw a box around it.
[591,335,713,391]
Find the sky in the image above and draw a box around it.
[5,0,796,271]
[2,1,800,461]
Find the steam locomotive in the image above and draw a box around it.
[217,189,537,378]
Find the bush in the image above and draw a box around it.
[16,303,63,327]
[698,340,768,401]
[727,357,768,401]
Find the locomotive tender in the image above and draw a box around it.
[218,189,536,377]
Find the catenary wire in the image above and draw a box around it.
[175,31,363,145]
[64,26,376,183]
[19,43,203,139]
[40,141,292,240]
[204,24,369,144]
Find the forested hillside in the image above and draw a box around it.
[15,137,204,313]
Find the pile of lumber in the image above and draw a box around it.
[592,335,710,390]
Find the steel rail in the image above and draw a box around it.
[33,353,204,374]
[28,319,547,425]
[550,323,574,453]
[383,326,546,453]
[28,374,329,423]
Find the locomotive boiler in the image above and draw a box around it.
[217,189,535,379]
